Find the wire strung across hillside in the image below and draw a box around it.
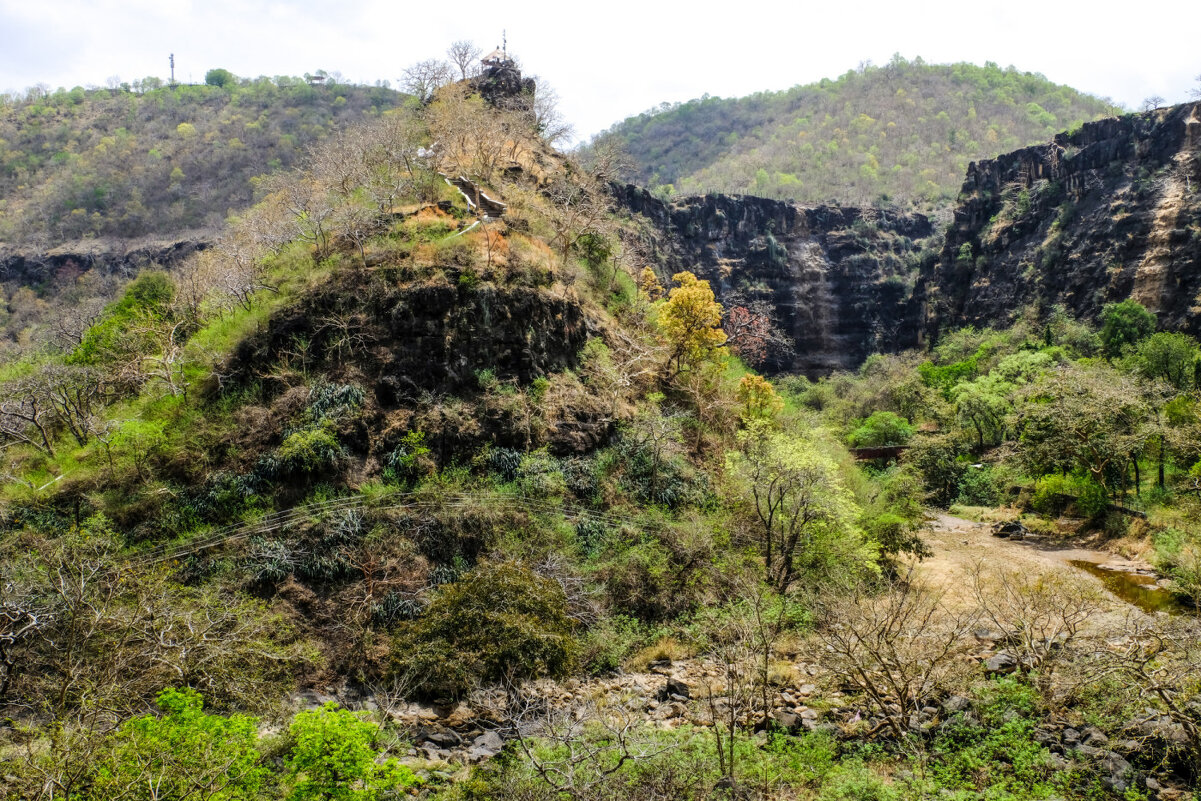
[125,489,650,568]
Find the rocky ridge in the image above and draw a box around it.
[920,102,1201,339]
[616,186,938,375]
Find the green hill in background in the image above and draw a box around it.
[599,57,1118,210]
[0,76,408,245]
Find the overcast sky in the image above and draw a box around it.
[2,0,1198,142]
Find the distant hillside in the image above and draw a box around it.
[600,57,1117,210]
[0,77,408,245]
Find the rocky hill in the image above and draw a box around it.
[598,58,1115,210]
[920,102,1201,340]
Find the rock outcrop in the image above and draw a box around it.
[0,238,209,285]
[920,102,1201,339]
[616,187,938,375]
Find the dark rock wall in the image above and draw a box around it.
[616,186,937,375]
[920,102,1201,339]
[0,239,208,285]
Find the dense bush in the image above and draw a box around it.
[392,561,577,697]
[1030,473,1107,518]
[847,410,916,448]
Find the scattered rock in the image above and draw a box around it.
[774,710,799,731]
[1100,752,1133,793]
[659,677,691,701]
[423,729,462,748]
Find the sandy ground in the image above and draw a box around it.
[913,512,1158,612]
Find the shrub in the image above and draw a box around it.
[90,688,265,801]
[847,411,916,448]
[286,703,417,800]
[274,422,343,476]
[956,465,1001,506]
[1030,473,1106,518]
[384,430,431,483]
[392,561,577,697]
[907,434,967,507]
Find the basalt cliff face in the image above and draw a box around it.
[921,102,1201,339]
[616,187,938,375]
[0,238,208,285]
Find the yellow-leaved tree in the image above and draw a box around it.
[658,271,727,374]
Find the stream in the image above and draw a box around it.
[1066,559,1187,614]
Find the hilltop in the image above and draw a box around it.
[599,57,1116,210]
[0,76,408,246]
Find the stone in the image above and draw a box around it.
[1100,752,1132,793]
[423,729,462,748]
[798,683,817,696]
[942,695,972,714]
[465,730,504,763]
[1082,729,1109,748]
[990,521,1027,539]
[984,652,1018,674]
[774,710,799,731]
[665,677,691,699]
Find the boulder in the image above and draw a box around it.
[984,652,1019,674]
[466,730,505,763]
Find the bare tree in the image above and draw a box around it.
[523,77,574,146]
[813,574,979,739]
[49,297,106,351]
[502,684,675,799]
[578,134,635,184]
[1142,95,1166,112]
[542,172,612,266]
[969,561,1103,699]
[265,173,338,259]
[38,364,111,446]
[402,58,453,104]
[0,378,57,455]
[1085,614,1201,773]
[447,40,482,81]
[120,319,190,400]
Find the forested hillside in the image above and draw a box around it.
[3,49,1201,801]
[601,57,1116,210]
[0,76,407,244]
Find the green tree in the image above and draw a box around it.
[286,703,415,801]
[1100,299,1156,359]
[1133,331,1200,390]
[1017,362,1150,489]
[204,68,236,88]
[736,374,783,423]
[847,410,916,448]
[728,428,871,593]
[89,688,265,801]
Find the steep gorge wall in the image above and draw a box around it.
[0,238,208,285]
[616,187,937,375]
[920,102,1201,339]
